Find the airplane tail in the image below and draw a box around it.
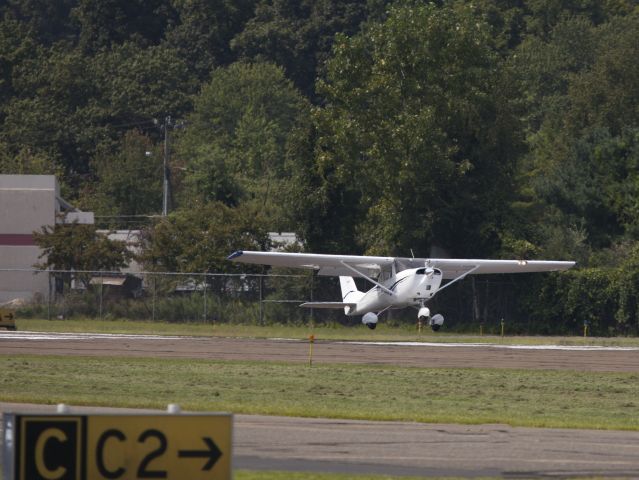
[339,276,364,315]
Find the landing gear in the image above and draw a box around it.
[362,312,379,329]
[417,304,444,332]
[429,314,445,332]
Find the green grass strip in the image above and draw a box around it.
[1,355,638,430]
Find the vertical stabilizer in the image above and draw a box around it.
[339,276,363,314]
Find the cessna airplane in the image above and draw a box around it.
[227,250,575,331]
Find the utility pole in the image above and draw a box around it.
[159,115,184,216]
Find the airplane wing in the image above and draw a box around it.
[228,250,575,280]
[395,257,576,279]
[227,250,394,278]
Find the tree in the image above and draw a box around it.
[297,2,522,256]
[0,15,39,107]
[71,0,175,53]
[165,0,257,80]
[231,0,371,98]
[0,39,195,193]
[175,61,310,229]
[0,0,77,46]
[0,46,102,181]
[508,14,639,259]
[80,130,163,219]
[92,42,196,123]
[140,202,270,288]
[33,220,135,288]
[0,142,62,176]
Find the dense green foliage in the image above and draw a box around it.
[3,0,639,333]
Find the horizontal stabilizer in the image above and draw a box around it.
[300,302,357,309]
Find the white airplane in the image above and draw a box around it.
[227,250,575,331]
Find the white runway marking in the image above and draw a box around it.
[0,331,185,341]
[341,341,639,351]
[2,331,639,351]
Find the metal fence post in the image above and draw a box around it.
[310,272,314,328]
[46,270,51,320]
[152,274,156,322]
[99,275,103,320]
[259,274,263,325]
[203,273,207,323]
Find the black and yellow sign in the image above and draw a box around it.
[0,308,16,329]
[3,413,232,480]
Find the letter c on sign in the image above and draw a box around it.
[96,429,127,479]
[35,428,67,480]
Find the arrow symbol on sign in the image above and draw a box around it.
[178,437,222,470]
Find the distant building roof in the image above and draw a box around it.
[268,232,300,251]
[0,174,56,190]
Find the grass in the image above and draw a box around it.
[14,317,639,347]
[1,355,638,431]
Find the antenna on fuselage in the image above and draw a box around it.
[410,249,415,260]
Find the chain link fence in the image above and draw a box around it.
[0,268,532,332]
[0,268,351,326]
[1,268,627,335]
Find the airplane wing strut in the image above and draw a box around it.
[435,265,481,293]
[339,261,394,296]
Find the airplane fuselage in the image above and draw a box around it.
[347,267,443,315]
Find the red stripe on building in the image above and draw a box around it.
[0,234,36,246]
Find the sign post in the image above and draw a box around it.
[3,413,232,480]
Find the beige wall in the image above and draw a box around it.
[0,247,49,303]
[0,175,57,303]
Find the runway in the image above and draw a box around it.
[1,330,639,372]
[2,331,639,477]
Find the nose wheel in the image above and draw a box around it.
[417,303,444,332]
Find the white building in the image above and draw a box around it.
[0,175,93,303]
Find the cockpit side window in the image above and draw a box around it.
[379,266,392,282]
